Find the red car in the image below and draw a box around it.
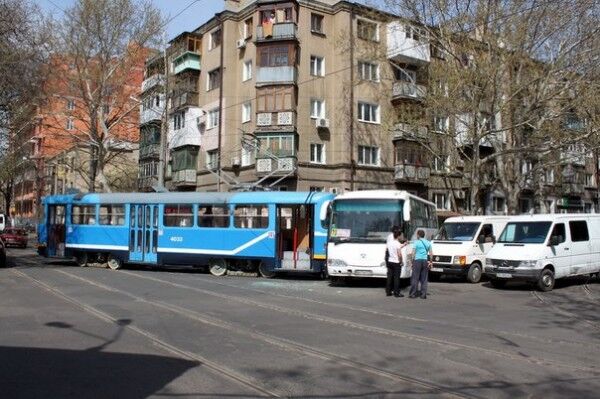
[1,228,28,248]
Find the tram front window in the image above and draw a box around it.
[330,199,403,242]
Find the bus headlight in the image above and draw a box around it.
[327,259,348,268]
[453,256,467,266]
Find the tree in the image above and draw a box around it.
[382,0,600,214]
[47,0,163,192]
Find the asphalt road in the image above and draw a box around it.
[1,247,599,399]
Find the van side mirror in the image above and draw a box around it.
[477,234,485,244]
[549,236,559,246]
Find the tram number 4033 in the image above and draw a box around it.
[169,236,184,243]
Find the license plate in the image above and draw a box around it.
[354,270,372,276]
[431,267,443,272]
[496,273,512,278]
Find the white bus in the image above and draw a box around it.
[485,214,600,291]
[327,190,437,282]
[431,216,510,283]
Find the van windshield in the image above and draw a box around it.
[498,222,552,244]
[435,222,480,241]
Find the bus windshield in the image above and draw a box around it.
[329,199,403,243]
[435,222,480,241]
[498,222,552,244]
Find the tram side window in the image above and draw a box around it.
[198,205,230,228]
[164,204,194,227]
[234,205,269,229]
[72,205,96,225]
[99,205,125,225]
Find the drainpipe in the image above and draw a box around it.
[217,19,225,192]
[349,7,356,191]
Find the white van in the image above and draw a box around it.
[0,213,5,232]
[431,216,510,283]
[485,214,600,291]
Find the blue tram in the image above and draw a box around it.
[38,191,334,276]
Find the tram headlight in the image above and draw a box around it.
[327,258,348,267]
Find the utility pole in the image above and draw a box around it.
[158,33,169,190]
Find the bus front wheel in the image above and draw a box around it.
[209,259,228,277]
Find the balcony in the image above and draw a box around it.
[140,102,165,125]
[255,157,297,176]
[138,175,159,191]
[392,81,426,101]
[387,22,430,65]
[142,74,165,93]
[168,107,204,150]
[139,143,160,159]
[169,91,199,111]
[562,183,585,195]
[255,111,295,130]
[172,51,201,75]
[394,164,430,183]
[391,123,428,141]
[560,147,586,166]
[256,22,298,42]
[171,169,197,186]
[256,66,297,85]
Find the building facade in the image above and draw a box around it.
[138,0,599,215]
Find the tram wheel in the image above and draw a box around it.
[75,253,88,267]
[258,262,276,278]
[107,255,123,271]
[209,259,228,277]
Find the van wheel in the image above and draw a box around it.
[107,255,122,271]
[467,263,482,283]
[330,276,346,286]
[258,262,276,278]
[209,259,228,277]
[490,279,507,289]
[537,268,555,292]
[76,253,88,267]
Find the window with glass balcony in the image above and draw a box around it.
[395,142,425,165]
[358,61,379,82]
[357,19,378,41]
[171,146,198,172]
[258,44,295,67]
[357,102,379,123]
[256,86,294,112]
[358,145,379,166]
[310,56,324,76]
[257,134,295,157]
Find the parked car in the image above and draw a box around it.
[0,228,29,248]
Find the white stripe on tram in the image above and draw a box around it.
[65,244,129,251]
[157,231,271,256]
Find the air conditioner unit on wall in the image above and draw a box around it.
[316,118,330,129]
[231,157,241,167]
[236,39,246,49]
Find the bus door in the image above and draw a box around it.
[129,204,158,263]
[47,205,66,257]
[276,205,313,270]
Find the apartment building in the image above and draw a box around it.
[141,0,599,215]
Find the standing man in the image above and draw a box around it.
[410,229,433,299]
[386,230,407,297]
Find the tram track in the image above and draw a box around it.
[10,268,280,398]
[531,291,600,331]
[107,268,600,374]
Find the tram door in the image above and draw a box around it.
[129,204,158,263]
[277,205,313,270]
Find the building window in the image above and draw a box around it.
[357,102,379,123]
[244,18,253,39]
[310,143,325,164]
[257,134,295,157]
[357,19,378,41]
[394,68,416,82]
[198,205,230,228]
[171,146,198,172]
[66,99,75,111]
[258,44,293,67]
[234,205,269,229]
[395,142,425,165]
[256,86,293,112]
[207,68,221,91]
[207,108,219,129]
[66,118,74,130]
[209,28,222,50]
[242,60,252,81]
[173,111,185,130]
[545,169,555,184]
[310,99,325,119]
[309,186,324,192]
[433,116,448,132]
[164,204,194,227]
[310,13,324,34]
[357,145,379,166]
[358,61,379,82]
[310,55,324,76]
[585,173,595,186]
[241,145,255,166]
[242,101,252,123]
[433,193,448,210]
[492,197,505,213]
[206,150,218,170]
[432,156,449,172]
[99,205,125,226]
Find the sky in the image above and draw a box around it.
[37,0,384,41]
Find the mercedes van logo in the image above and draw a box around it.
[360,253,366,259]
[435,256,440,261]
